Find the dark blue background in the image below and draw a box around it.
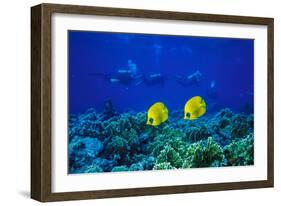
[68,31,254,114]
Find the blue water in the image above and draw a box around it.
[68,31,254,115]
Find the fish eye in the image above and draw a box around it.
[149,118,153,124]
[186,113,191,119]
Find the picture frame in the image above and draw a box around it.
[31,3,274,202]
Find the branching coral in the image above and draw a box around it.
[104,136,130,164]
[147,126,186,157]
[91,158,115,172]
[84,165,103,173]
[154,145,183,168]
[68,137,103,173]
[182,137,224,168]
[183,124,210,143]
[131,154,155,170]
[129,163,144,171]
[207,108,253,146]
[230,114,252,139]
[69,109,103,139]
[224,134,254,166]
[153,162,175,170]
[111,165,129,172]
[120,128,140,152]
[69,137,103,158]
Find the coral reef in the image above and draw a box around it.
[153,162,175,170]
[111,165,129,172]
[155,145,183,168]
[68,106,254,174]
[223,134,254,166]
[182,137,224,168]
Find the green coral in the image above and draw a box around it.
[147,126,188,169]
[105,136,130,163]
[167,137,188,157]
[153,162,175,170]
[129,163,144,171]
[161,125,185,139]
[120,128,140,151]
[132,112,147,132]
[230,114,252,139]
[111,165,129,172]
[182,137,224,168]
[224,134,254,166]
[83,165,103,173]
[183,124,210,143]
[103,133,140,167]
[102,113,134,136]
[102,114,141,152]
[207,108,253,146]
[147,126,186,157]
[155,145,183,168]
[131,154,155,170]
[69,109,102,138]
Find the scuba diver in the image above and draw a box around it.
[89,60,143,89]
[89,69,143,88]
[89,59,167,87]
[108,69,143,86]
[136,73,166,87]
[175,70,202,86]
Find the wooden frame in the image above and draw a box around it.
[31,3,274,202]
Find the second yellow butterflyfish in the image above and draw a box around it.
[147,102,168,126]
[184,96,206,120]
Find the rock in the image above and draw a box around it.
[92,158,115,172]
[139,132,149,142]
[69,137,103,158]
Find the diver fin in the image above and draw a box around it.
[110,78,120,83]
[89,72,111,80]
[134,74,143,79]
[135,79,144,86]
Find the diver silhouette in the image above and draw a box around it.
[175,70,202,86]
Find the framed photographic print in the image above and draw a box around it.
[31,3,274,202]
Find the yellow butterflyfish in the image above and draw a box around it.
[184,96,206,120]
[147,102,168,126]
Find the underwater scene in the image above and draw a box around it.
[68,30,254,174]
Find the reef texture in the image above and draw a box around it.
[69,108,254,174]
